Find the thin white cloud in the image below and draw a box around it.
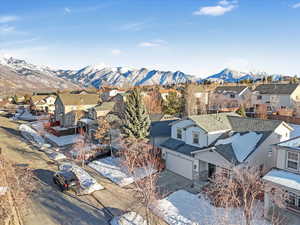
[0,15,19,23]
[111,49,121,55]
[0,37,40,47]
[120,22,146,31]
[64,7,72,14]
[194,1,237,16]
[219,0,230,6]
[138,39,167,48]
[291,2,300,8]
[0,25,15,34]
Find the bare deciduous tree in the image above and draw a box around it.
[207,167,287,225]
[143,87,163,115]
[120,138,162,225]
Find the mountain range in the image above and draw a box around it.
[0,56,290,94]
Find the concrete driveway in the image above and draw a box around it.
[157,170,195,198]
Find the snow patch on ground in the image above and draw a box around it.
[59,163,104,195]
[44,133,80,147]
[110,212,146,225]
[152,190,270,225]
[263,169,300,192]
[19,124,45,146]
[216,132,263,162]
[89,157,156,187]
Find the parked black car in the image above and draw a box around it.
[53,170,79,192]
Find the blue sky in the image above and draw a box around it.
[1,0,300,77]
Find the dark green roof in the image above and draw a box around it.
[214,86,248,94]
[228,116,283,132]
[254,84,299,95]
[188,112,240,132]
[58,93,99,106]
[187,113,285,133]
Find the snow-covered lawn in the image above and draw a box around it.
[89,157,156,187]
[30,121,80,147]
[19,124,45,146]
[59,163,104,195]
[110,212,146,225]
[152,190,270,225]
[13,109,49,121]
[289,123,300,138]
[44,133,81,147]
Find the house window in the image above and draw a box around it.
[230,94,235,99]
[192,132,199,144]
[177,128,182,139]
[257,95,262,100]
[287,192,300,211]
[286,151,299,170]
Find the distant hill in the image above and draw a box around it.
[0,57,81,95]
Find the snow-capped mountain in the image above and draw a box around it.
[0,56,291,95]
[0,57,80,94]
[203,68,283,83]
[56,64,194,88]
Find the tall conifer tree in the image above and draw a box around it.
[123,88,151,139]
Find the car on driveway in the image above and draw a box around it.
[53,170,79,193]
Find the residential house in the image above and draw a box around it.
[54,93,100,127]
[210,85,251,111]
[78,101,120,143]
[251,84,300,113]
[159,89,181,100]
[159,113,292,181]
[150,118,179,148]
[100,88,126,101]
[30,95,56,113]
[192,85,210,114]
[263,136,300,219]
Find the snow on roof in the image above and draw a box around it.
[215,132,263,162]
[289,123,300,138]
[278,136,300,150]
[263,169,300,191]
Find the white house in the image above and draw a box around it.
[263,136,300,217]
[251,83,300,112]
[159,113,292,181]
[210,85,252,111]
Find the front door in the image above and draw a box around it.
[208,163,216,178]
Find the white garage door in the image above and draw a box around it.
[166,152,193,180]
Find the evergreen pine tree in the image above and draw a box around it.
[162,91,184,116]
[123,88,151,139]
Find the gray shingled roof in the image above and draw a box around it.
[150,120,178,138]
[188,112,240,132]
[254,84,299,95]
[228,116,283,132]
[214,86,248,95]
[160,138,201,156]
